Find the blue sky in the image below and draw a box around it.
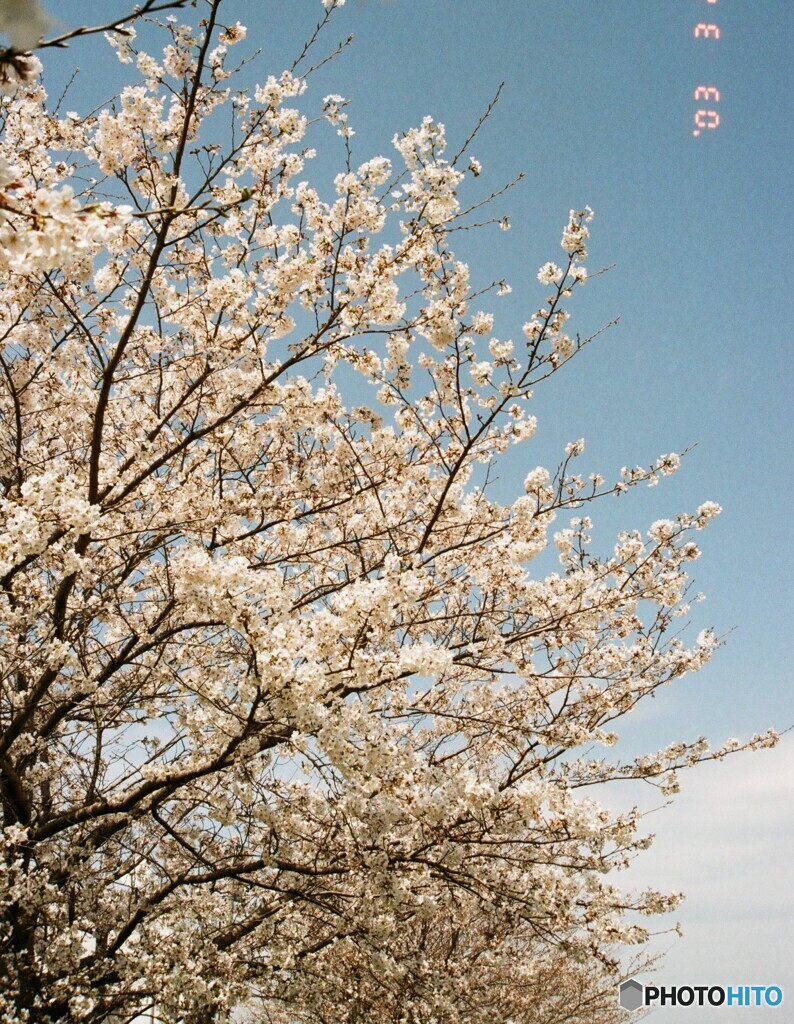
[234,0,792,738]
[40,0,792,1011]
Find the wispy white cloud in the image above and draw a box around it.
[611,741,794,1019]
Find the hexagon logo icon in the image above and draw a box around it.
[619,978,644,1012]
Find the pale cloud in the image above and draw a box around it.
[610,741,794,1020]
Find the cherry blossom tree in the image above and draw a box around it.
[0,1,777,1022]
[253,899,656,1024]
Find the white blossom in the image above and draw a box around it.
[537,261,563,285]
[0,0,51,51]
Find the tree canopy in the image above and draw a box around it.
[0,2,777,1022]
